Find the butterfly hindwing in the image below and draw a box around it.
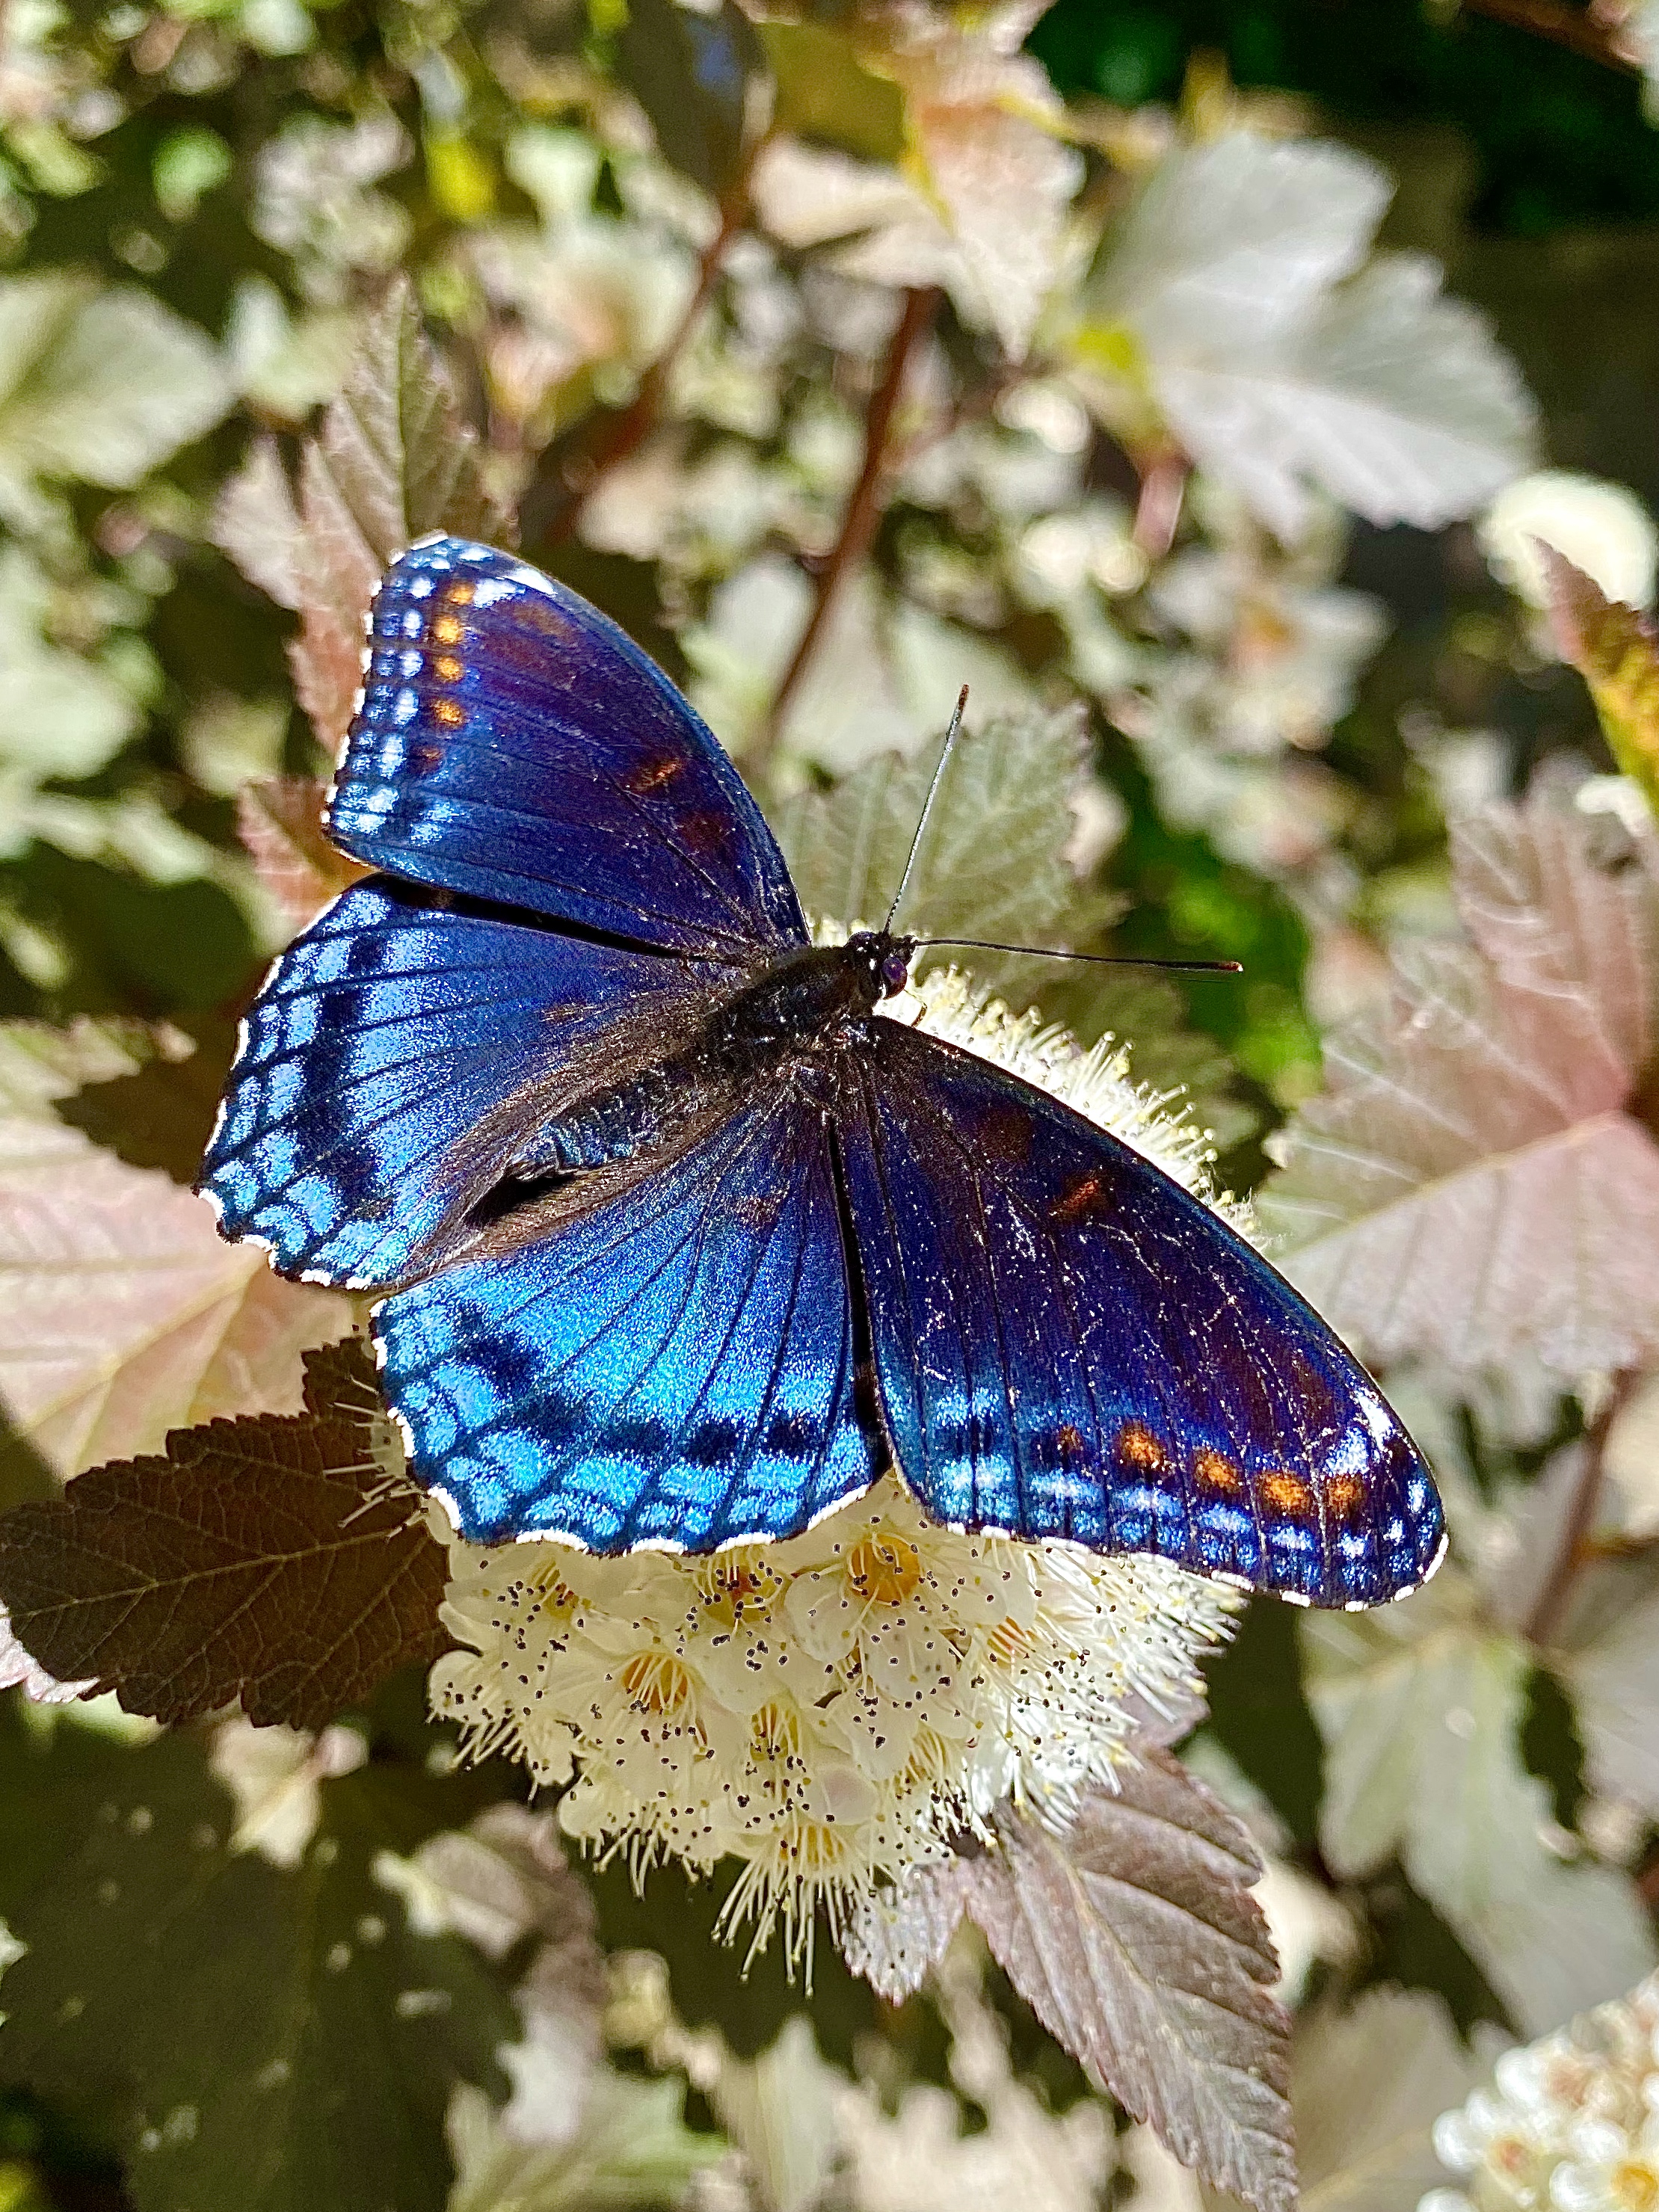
[373,1085,880,1548]
[199,876,724,1288]
[326,536,807,956]
[837,1020,1444,1606]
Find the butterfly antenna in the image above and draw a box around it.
[884,686,969,931]
[913,938,1243,976]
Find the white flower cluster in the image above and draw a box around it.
[1421,1972,1659,2212]
[431,964,1243,1964]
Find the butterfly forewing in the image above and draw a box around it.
[835,1020,1445,1607]
[326,535,808,957]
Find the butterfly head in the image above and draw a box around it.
[846,930,916,1002]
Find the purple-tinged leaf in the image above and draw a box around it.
[0,1340,447,1728]
[1261,792,1659,1375]
[237,776,372,928]
[957,1752,1295,2212]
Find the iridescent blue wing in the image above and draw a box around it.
[200,876,722,1289]
[325,535,806,956]
[372,1088,878,1547]
[837,1023,1444,1608]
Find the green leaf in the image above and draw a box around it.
[757,21,906,164]
[1301,1573,1655,2035]
[0,546,138,783]
[213,280,511,754]
[0,1341,447,1729]
[448,2072,720,2212]
[1539,544,1659,815]
[615,0,760,197]
[0,1709,516,2212]
[0,275,231,524]
[771,708,1099,1000]
[0,1016,177,1124]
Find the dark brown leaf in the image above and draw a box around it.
[238,776,374,929]
[58,1014,238,1183]
[959,1753,1295,2212]
[0,1340,448,1728]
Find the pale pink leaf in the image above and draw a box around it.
[211,433,306,611]
[0,1115,348,1480]
[840,1858,972,2001]
[236,777,372,928]
[1260,794,1659,1375]
[958,1752,1295,2212]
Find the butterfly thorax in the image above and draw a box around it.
[475,932,915,1200]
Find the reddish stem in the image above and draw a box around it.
[1524,1371,1640,1648]
[748,286,941,774]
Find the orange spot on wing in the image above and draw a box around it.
[433,698,465,729]
[1194,1448,1243,1494]
[431,613,464,645]
[1056,1423,1088,1468]
[1259,1468,1314,1516]
[1324,1471,1365,1519]
[624,755,685,795]
[1116,1421,1169,1473]
[443,581,475,606]
[1050,1168,1114,1225]
[433,654,463,682]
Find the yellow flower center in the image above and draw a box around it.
[618,1652,692,1713]
[847,1532,924,1605]
[695,1552,784,1624]
[1613,2161,1659,2212]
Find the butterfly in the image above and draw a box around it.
[199,533,1445,1609]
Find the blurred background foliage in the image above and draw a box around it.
[4,0,1659,2208]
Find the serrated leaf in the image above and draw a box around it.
[1259,793,1659,1375]
[0,274,231,522]
[839,1858,970,2001]
[1302,1575,1655,2034]
[213,280,511,753]
[236,776,373,928]
[0,1706,515,2212]
[955,1754,1295,2212]
[1088,135,1534,536]
[0,1015,176,1121]
[772,707,1095,1001]
[1541,546,1659,814]
[58,1014,237,1184]
[0,1094,348,1479]
[0,1340,446,1728]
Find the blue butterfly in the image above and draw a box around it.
[199,534,1444,1608]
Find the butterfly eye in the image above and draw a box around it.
[881,952,909,992]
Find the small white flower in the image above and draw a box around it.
[431,961,1243,1965]
[1423,1974,1659,2212]
[1479,470,1659,614]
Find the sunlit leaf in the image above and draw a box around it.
[236,776,373,929]
[1086,134,1534,535]
[772,706,1090,949]
[958,1753,1296,2212]
[1541,546,1659,816]
[448,2071,720,2212]
[0,544,139,783]
[0,1090,348,1479]
[0,1015,177,1121]
[758,19,906,163]
[213,280,510,753]
[1551,1556,1659,1820]
[0,274,231,523]
[1302,1574,1655,2035]
[1260,793,1659,1375]
[0,1340,446,1728]
[0,1704,516,2212]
